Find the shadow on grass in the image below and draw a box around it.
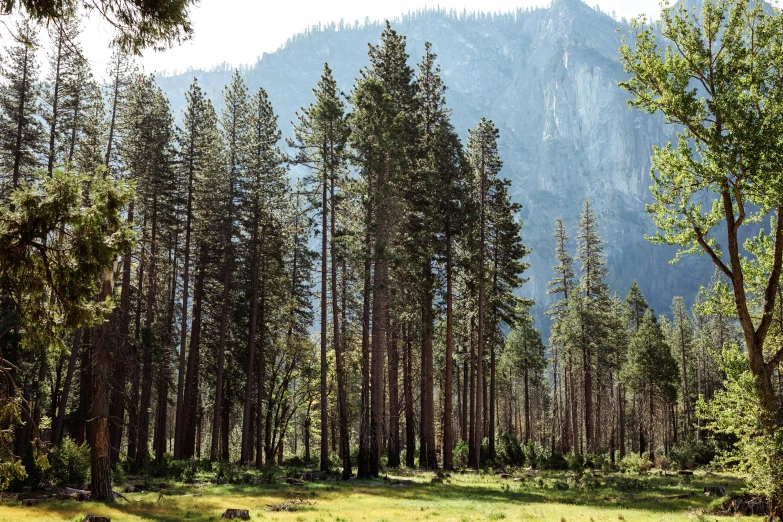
[317,471,745,515]
[1,472,747,521]
[2,483,314,522]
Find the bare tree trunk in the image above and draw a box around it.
[468,315,476,466]
[90,259,119,501]
[388,324,400,467]
[370,189,389,476]
[403,324,415,468]
[320,165,329,472]
[241,222,261,464]
[182,252,206,458]
[52,330,81,446]
[175,156,196,459]
[358,202,372,478]
[255,254,267,468]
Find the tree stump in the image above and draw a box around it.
[221,509,250,520]
[82,515,111,522]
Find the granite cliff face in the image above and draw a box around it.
[157,0,709,326]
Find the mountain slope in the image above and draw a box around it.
[156,0,710,326]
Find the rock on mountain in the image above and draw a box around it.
[156,0,710,327]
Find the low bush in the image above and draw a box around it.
[668,439,717,470]
[454,439,469,468]
[546,451,568,471]
[523,441,539,469]
[47,437,89,486]
[496,433,525,467]
[619,453,653,473]
[566,452,584,471]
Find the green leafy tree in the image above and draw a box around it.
[0,166,134,495]
[619,0,783,428]
[2,0,196,53]
[697,345,783,517]
[620,1,783,511]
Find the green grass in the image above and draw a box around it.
[0,470,760,521]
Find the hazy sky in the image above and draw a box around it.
[75,0,662,76]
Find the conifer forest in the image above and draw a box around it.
[1,0,783,521]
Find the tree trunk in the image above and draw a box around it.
[221,377,231,461]
[90,260,119,501]
[336,251,351,478]
[320,164,329,472]
[388,324,400,467]
[256,253,267,468]
[370,191,388,477]
[403,324,415,468]
[358,202,372,478]
[182,252,206,458]
[52,330,81,446]
[241,222,261,464]
[175,157,196,459]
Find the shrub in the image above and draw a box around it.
[697,345,783,515]
[619,453,653,473]
[454,440,469,468]
[523,441,539,469]
[546,451,569,471]
[180,459,199,483]
[668,439,717,470]
[566,452,584,471]
[588,451,610,471]
[48,437,90,485]
[214,461,242,484]
[496,433,525,467]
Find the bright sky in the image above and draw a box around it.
[74,0,664,77]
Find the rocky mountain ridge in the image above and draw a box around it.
[156,0,710,327]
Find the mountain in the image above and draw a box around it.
[156,0,710,327]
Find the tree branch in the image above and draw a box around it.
[758,205,783,349]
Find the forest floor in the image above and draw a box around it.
[0,469,762,521]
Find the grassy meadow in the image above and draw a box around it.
[0,469,761,522]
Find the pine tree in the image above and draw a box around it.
[360,23,417,475]
[43,16,82,176]
[123,76,177,466]
[622,311,679,462]
[181,95,223,459]
[466,117,502,468]
[209,70,248,462]
[0,20,43,199]
[238,86,286,467]
[432,120,471,469]
[667,296,694,440]
[350,75,406,477]
[486,176,528,458]
[547,218,575,452]
[290,62,350,475]
[174,79,218,459]
[575,198,609,453]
